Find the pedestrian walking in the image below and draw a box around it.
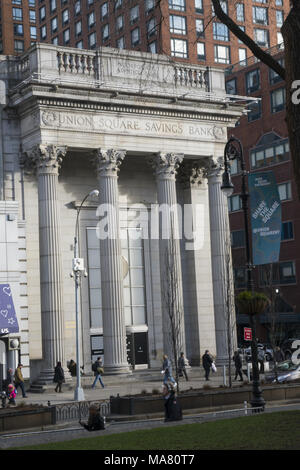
[7,384,16,406]
[257,347,265,374]
[162,383,182,423]
[161,354,177,388]
[53,361,65,393]
[233,350,243,381]
[79,404,105,431]
[4,368,14,392]
[68,359,77,377]
[202,350,213,381]
[274,346,284,363]
[92,357,105,389]
[178,352,188,381]
[14,364,27,398]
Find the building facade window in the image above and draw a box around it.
[50,0,56,12]
[14,39,24,52]
[116,36,125,49]
[51,16,58,33]
[195,0,203,13]
[234,267,247,289]
[130,5,139,24]
[171,38,188,58]
[14,23,24,36]
[88,11,95,29]
[226,78,237,95]
[260,261,296,286]
[248,100,261,121]
[52,36,58,45]
[228,194,242,212]
[116,15,124,32]
[212,0,227,14]
[88,31,96,48]
[252,6,268,24]
[245,68,260,93]
[13,7,23,20]
[40,24,47,39]
[131,27,140,46]
[147,18,156,38]
[29,9,36,22]
[213,22,229,41]
[281,221,294,241]
[269,58,284,85]
[102,23,109,41]
[276,10,284,27]
[271,87,286,113]
[75,20,82,36]
[101,2,108,19]
[254,28,269,47]
[250,139,289,169]
[169,15,187,35]
[145,0,155,14]
[30,25,37,38]
[168,0,186,12]
[231,230,245,248]
[74,0,81,15]
[236,3,244,22]
[278,181,292,201]
[148,40,157,53]
[197,42,205,60]
[214,44,230,64]
[62,9,69,25]
[196,19,204,37]
[76,39,83,48]
[63,28,70,44]
[239,48,247,66]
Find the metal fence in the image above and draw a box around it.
[53,399,111,424]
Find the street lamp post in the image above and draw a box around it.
[221,136,265,410]
[72,189,99,401]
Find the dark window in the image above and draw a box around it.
[281,222,293,241]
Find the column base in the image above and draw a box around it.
[103,364,132,375]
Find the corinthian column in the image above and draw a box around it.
[93,148,131,375]
[206,157,237,365]
[24,144,68,383]
[149,152,186,360]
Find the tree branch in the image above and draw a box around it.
[211,0,286,80]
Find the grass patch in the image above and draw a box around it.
[8,410,300,450]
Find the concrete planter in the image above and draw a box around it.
[0,406,56,432]
[110,384,300,415]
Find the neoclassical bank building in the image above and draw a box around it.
[0,44,246,385]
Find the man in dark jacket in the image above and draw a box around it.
[233,350,243,381]
[53,361,65,393]
[162,384,182,422]
[202,350,213,381]
[274,346,284,363]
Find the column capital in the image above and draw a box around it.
[21,144,67,176]
[204,156,224,179]
[148,152,184,180]
[177,160,207,189]
[93,148,126,177]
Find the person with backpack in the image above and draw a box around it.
[92,357,105,389]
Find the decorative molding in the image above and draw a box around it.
[177,160,207,189]
[20,144,67,176]
[148,152,184,180]
[92,148,126,177]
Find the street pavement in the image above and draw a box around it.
[1,367,300,450]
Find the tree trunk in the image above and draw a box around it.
[282,5,300,202]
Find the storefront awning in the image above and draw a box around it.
[0,284,19,335]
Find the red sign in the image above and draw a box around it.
[244,327,252,341]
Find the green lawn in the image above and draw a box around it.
[9,410,300,450]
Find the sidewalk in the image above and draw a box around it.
[19,367,236,406]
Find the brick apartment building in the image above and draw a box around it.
[225,47,300,346]
[0,0,290,62]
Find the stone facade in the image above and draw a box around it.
[0,44,245,383]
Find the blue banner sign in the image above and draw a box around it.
[0,284,19,335]
[248,171,281,266]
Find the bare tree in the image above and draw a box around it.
[162,235,184,392]
[211,0,300,201]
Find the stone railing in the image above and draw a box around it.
[57,49,97,76]
[9,44,226,97]
[174,65,210,91]
[54,399,111,423]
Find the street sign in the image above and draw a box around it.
[244,327,252,341]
